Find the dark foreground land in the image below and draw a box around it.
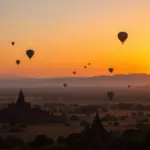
[0,112,150,150]
[0,86,150,149]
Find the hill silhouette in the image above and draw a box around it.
[0,73,149,88]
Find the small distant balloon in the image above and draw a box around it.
[108,68,114,73]
[63,83,67,87]
[73,71,76,75]
[11,41,15,46]
[26,49,34,59]
[107,91,114,100]
[118,32,128,44]
[16,60,20,65]
[84,66,87,69]
[128,85,131,88]
[88,63,91,66]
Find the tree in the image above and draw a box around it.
[29,134,54,148]
[113,122,120,126]
[9,120,16,128]
[57,136,65,144]
[5,136,25,148]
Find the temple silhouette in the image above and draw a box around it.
[0,89,66,124]
[83,111,108,138]
[67,111,109,149]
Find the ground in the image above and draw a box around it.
[0,110,149,142]
[0,87,150,141]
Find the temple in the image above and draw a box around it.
[67,111,109,143]
[90,111,108,138]
[82,111,107,133]
[0,89,66,124]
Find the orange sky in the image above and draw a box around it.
[0,0,150,77]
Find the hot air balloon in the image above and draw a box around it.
[108,68,114,73]
[128,85,131,88]
[118,32,128,44]
[63,83,67,87]
[84,66,87,69]
[11,41,15,46]
[16,60,20,65]
[107,91,114,100]
[88,63,91,66]
[73,71,76,75]
[26,49,34,59]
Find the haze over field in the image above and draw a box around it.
[0,73,149,105]
[0,74,150,88]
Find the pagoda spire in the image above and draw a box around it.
[16,89,25,104]
[92,111,108,136]
[92,111,103,128]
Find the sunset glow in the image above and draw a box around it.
[0,0,150,77]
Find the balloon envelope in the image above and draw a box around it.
[107,91,114,100]
[84,66,87,68]
[118,32,128,44]
[16,60,20,65]
[26,49,34,59]
[63,83,67,87]
[73,71,76,75]
[11,41,15,46]
[108,68,114,73]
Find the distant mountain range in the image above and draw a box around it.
[0,73,149,88]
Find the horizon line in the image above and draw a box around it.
[0,73,149,79]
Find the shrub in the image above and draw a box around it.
[5,136,25,148]
[113,122,120,126]
[29,134,54,148]
[69,115,79,121]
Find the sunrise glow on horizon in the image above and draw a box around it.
[1,0,150,77]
